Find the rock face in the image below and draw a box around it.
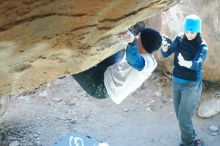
[158,0,220,82]
[0,0,180,96]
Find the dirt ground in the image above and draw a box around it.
[0,71,219,146]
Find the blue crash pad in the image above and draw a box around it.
[54,132,109,146]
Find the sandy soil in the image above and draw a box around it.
[0,71,219,146]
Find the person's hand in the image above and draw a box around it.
[161,34,172,52]
[118,30,135,44]
[161,39,169,52]
[178,53,192,68]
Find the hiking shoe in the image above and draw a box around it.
[179,139,204,146]
[194,139,204,146]
[0,96,10,117]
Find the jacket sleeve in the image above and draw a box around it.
[190,41,208,71]
[160,36,178,57]
[126,43,145,71]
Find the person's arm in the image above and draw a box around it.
[191,42,208,70]
[160,35,177,57]
[126,43,145,71]
[118,30,145,71]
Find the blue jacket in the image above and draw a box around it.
[126,41,145,71]
[161,34,208,81]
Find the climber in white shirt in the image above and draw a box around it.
[72,25,162,104]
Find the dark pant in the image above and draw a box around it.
[172,79,202,146]
[72,50,124,99]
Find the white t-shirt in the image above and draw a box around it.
[104,54,157,104]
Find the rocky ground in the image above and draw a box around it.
[0,71,219,146]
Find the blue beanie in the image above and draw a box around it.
[140,28,162,54]
[183,15,201,33]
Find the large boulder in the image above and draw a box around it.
[198,93,220,118]
[0,0,180,97]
